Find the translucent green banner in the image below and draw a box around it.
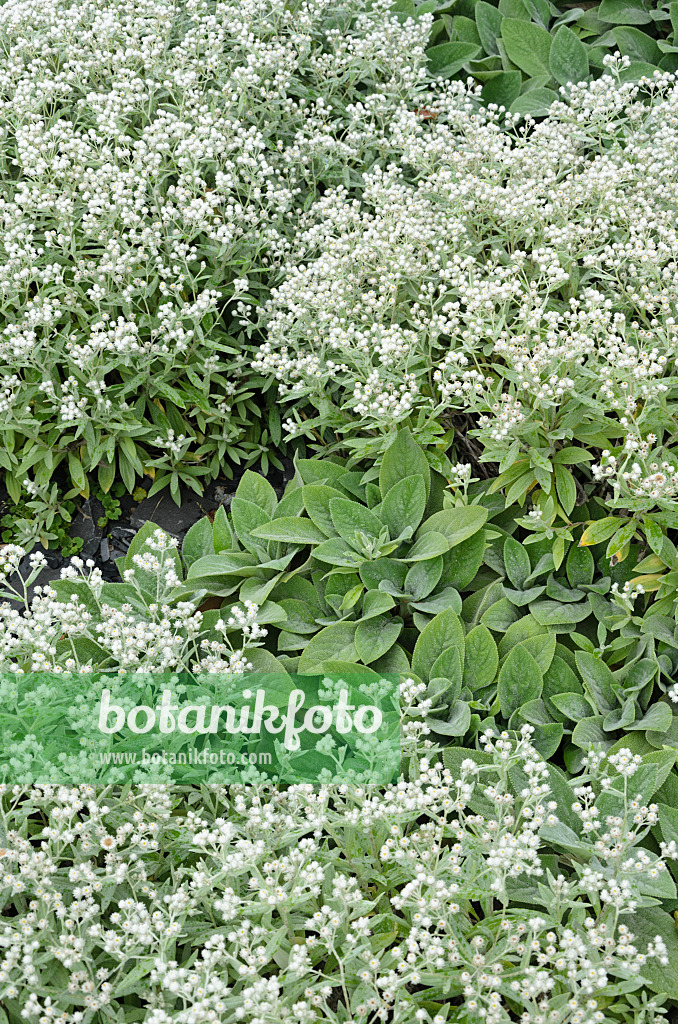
[0,672,401,784]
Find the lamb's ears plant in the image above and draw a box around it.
[424,0,678,114]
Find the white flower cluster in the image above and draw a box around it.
[592,435,678,504]
[0,730,671,1024]
[249,63,678,477]
[0,0,438,509]
[0,529,265,674]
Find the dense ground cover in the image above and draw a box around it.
[2,0,678,1021]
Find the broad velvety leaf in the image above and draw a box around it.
[405,556,443,601]
[549,25,589,86]
[463,624,499,689]
[427,40,481,77]
[503,535,531,589]
[251,517,326,544]
[355,615,403,664]
[303,484,346,536]
[416,506,488,549]
[235,469,278,516]
[298,622,359,673]
[380,474,427,539]
[501,18,552,78]
[330,498,382,543]
[379,427,430,502]
[412,607,465,682]
[498,646,543,718]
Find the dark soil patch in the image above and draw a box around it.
[5,456,294,605]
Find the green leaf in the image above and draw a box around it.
[530,722,564,759]
[462,578,505,626]
[50,579,100,617]
[606,519,637,560]
[362,589,396,620]
[277,599,318,635]
[427,40,481,77]
[330,497,383,542]
[509,87,558,117]
[412,607,465,682]
[481,70,522,107]
[522,0,550,28]
[430,646,463,687]
[235,469,278,516]
[504,535,531,589]
[566,544,594,588]
[68,451,88,494]
[405,556,443,601]
[481,597,522,632]
[186,551,255,579]
[298,622,359,673]
[212,506,234,553]
[572,715,608,750]
[498,615,547,656]
[618,59,662,82]
[405,532,450,561]
[181,517,214,569]
[463,624,499,688]
[453,14,481,46]
[360,558,407,592]
[371,643,411,676]
[631,906,678,999]
[427,700,471,737]
[530,599,590,625]
[313,538,363,566]
[549,25,589,86]
[55,635,109,665]
[499,0,530,17]
[381,475,427,539]
[554,463,577,516]
[251,517,326,544]
[97,460,116,494]
[475,1,504,54]
[355,615,403,664]
[230,496,271,551]
[550,691,592,721]
[441,528,486,589]
[411,587,463,615]
[517,633,556,675]
[579,517,624,547]
[303,483,350,537]
[598,0,654,24]
[416,506,488,549]
[501,18,552,78]
[575,652,618,715]
[612,25,661,65]
[380,428,430,502]
[498,646,543,718]
[273,487,304,519]
[658,803,678,845]
[628,702,673,733]
[543,653,582,701]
